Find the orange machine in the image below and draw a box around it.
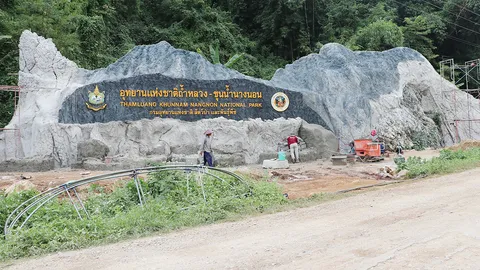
[354,139,382,161]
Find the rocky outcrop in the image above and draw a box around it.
[299,121,338,157]
[77,139,110,162]
[271,44,480,149]
[1,30,479,170]
[4,31,250,162]
[2,116,334,171]
[0,31,338,169]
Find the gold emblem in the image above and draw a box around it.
[86,85,107,111]
[271,92,289,112]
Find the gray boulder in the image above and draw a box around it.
[299,121,338,158]
[77,139,109,161]
[147,141,172,157]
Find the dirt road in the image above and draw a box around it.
[4,168,480,270]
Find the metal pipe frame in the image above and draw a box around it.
[64,185,83,219]
[4,187,65,235]
[73,187,90,219]
[4,165,250,236]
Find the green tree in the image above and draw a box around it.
[402,15,438,61]
[75,15,111,68]
[0,91,14,128]
[365,2,397,25]
[350,20,404,51]
[322,0,362,44]
[0,22,17,128]
[439,0,480,62]
[197,44,245,68]
[255,0,313,61]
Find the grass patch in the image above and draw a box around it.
[0,170,343,261]
[398,147,480,179]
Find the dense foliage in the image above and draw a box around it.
[397,147,480,178]
[0,171,287,260]
[1,0,480,126]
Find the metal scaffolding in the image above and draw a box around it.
[0,84,21,158]
[439,58,480,143]
[4,165,252,236]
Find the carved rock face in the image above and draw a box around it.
[1,31,479,169]
[272,44,480,149]
[77,139,109,161]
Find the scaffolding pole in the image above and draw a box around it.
[0,85,21,159]
[439,58,480,143]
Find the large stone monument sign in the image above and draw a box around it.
[60,74,325,125]
[0,31,338,171]
[1,30,479,171]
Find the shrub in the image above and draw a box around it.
[400,147,480,178]
[0,171,286,261]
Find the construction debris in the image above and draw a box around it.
[262,159,289,169]
[331,155,347,166]
[5,180,36,195]
[377,166,396,179]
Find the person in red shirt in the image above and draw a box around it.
[286,135,304,163]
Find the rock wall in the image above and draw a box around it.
[271,44,480,149]
[62,117,335,167]
[1,116,336,171]
[1,30,479,170]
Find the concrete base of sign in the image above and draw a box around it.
[262,159,289,169]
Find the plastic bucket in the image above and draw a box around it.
[278,151,286,161]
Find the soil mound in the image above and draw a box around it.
[447,140,480,151]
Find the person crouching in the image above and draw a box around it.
[287,135,304,163]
